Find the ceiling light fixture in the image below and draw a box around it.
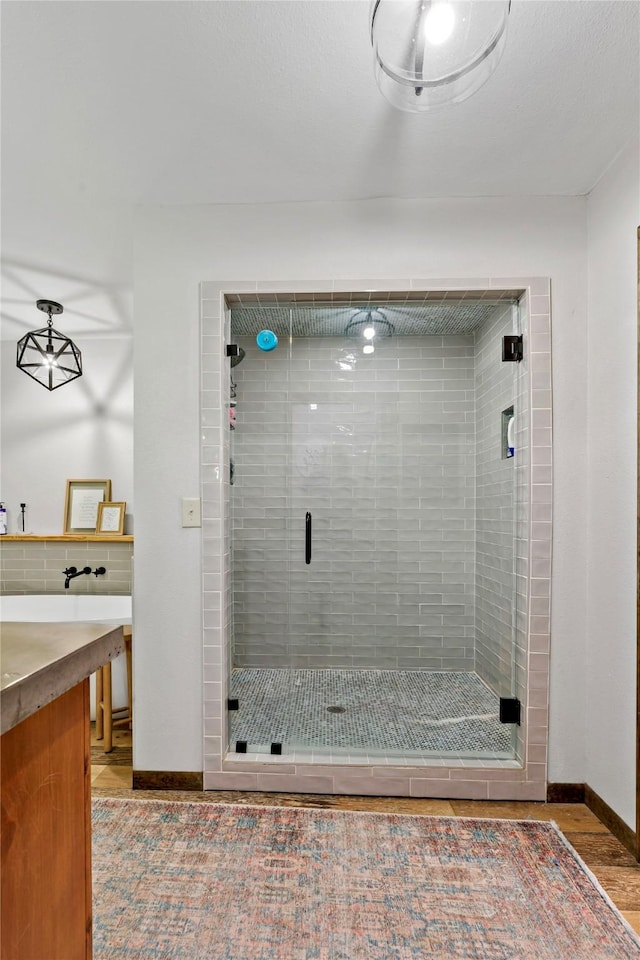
[16,300,82,391]
[370,0,511,112]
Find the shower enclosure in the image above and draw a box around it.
[225,294,525,763]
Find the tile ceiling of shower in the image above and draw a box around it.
[229,300,509,338]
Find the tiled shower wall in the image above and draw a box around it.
[202,279,552,799]
[231,331,482,670]
[0,540,133,594]
[474,303,517,695]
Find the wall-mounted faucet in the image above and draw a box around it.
[63,565,107,588]
[63,566,91,589]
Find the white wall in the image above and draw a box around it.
[586,137,640,829]
[1,337,133,534]
[134,196,588,777]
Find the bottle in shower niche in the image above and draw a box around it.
[0,503,7,535]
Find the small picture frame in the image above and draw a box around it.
[63,479,112,534]
[96,501,126,537]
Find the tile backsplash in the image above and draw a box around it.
[0,540,133,595]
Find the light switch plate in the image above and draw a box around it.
[181,497,201,527]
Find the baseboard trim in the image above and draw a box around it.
[133,770,204,791]
[584,784,637,858]
[546,782,586,803]
[547,781,637,858]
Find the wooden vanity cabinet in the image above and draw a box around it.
[1,621,124,960]
[1,679,92,960]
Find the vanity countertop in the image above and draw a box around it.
[0,621,125,735]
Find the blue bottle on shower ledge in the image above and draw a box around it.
[0,503,7,535]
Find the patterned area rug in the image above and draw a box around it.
[92,798,640,960]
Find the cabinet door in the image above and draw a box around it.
[1,680,92,960]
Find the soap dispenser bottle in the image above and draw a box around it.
[0,503,7,535]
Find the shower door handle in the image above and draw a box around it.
[305,512,312,564]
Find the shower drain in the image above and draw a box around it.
[326,705,346,714]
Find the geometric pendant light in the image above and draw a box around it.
[16,299,82,390]
[370,0,511,112]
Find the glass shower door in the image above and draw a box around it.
[229,297,523,762]
[227,308,293,756]
[282,300,522,761]
[284,304,450,756]
[473,299,522,759]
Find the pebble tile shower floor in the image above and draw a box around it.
[228,669,513,757]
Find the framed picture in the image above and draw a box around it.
[63,479,112,534]
[96,501,126,536]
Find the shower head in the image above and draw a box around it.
[230,346,246,367]
[345,308,395,340]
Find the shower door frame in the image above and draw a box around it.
[200,276,552,801]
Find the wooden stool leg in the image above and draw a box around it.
[95,666,104,740]
[103,660,113,753]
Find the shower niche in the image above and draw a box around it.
[201,281,552,798]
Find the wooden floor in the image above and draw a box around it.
[91,727,640,935]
